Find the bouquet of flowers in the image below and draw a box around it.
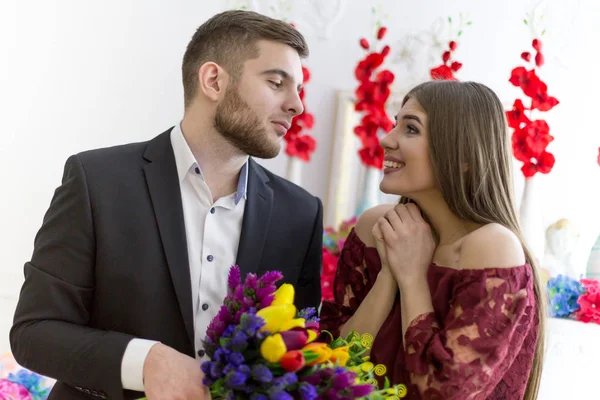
[546,274,600,324]
[0,353,53,400]
[200,265,408,399]
[322,217,357,301]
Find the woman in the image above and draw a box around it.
[320,81,544,400]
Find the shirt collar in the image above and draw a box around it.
[170,122,248,205]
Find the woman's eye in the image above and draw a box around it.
[407,124,419,134]
[269,81,282,88]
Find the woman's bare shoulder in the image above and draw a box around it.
[354,204,396,247]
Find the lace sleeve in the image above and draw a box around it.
[319,229,381,338]
[403,266,537,399]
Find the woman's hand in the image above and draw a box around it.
[373,203,435,287]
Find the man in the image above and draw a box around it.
[10,10,323,400]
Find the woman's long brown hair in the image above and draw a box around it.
[398,80,545,399]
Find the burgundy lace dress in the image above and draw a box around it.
[320,228,539,400]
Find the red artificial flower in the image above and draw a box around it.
[353,28,394,169]
[442,51,451,63]
[302,66,311,83]
[285,60,316,161]
[506,99,531,130]
[597,147,600,166]
[381,45,391,57]
[521,151,555,177]
[359,38,369,50]
[286,135,316,162]
[359,144,384,169]
[508,36,557,177]
[576,279,600,324]
[530,88,559,112]
[430,65,456,80]
[355,53,384,82]
[511,129,532,162]
[450,61,463,72]
[449,41,457,51]
[535,52,544,67]
[525,120,553,154]
[321,248,338,301]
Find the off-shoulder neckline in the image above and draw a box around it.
[352,228,531,273]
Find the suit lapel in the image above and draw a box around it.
[236,158,273,278]
[143,130,194,346]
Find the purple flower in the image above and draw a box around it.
[243,296,257,309]
[215,348,230,364]
[296,307,318,322]
[245,273,258,292]
[250,394,269,400]
[251,364,273,383]
[259,294,275,309]
[350,384,374,398]
[223,324,236,338]
[231,333,249,353]
[228,265,241,290]
[270,390,294,400]
[331,369,355,390]
[225,371,248,388]
[228,352,245,366]
[210,362,224,380]
[298,383,318,400]
[280,372,297,386]
[239,312,265,334]
[259,271,283,286]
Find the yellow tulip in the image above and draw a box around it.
[271,283,295,306]
[260,333,287,363]
[329,346,350,367]
[302,342,333,366]
[257,304,296,333]
[280,318,305,331]
[306,329,318,343]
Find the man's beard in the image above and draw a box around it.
[214,84,281,159]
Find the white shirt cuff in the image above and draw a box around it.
[121,338,160,392]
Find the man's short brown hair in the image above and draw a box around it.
[182,10,309,108]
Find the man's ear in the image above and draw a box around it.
[197,62,229,102]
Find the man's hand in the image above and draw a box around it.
[143,343,210,400]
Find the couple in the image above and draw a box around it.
[11,9,543,400]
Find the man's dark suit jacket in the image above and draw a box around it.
[10,128,323,400]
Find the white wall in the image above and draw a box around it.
[1,0,599,375]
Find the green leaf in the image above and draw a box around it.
[467,21,472,25]
[458,30,463,36]
[542,29,547,35]
[345,330,358,342]
[448,17,452,23]
[524,19,528,25]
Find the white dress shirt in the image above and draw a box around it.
[120,123,248,391]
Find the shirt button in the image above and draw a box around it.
[207,255,214,262]
[197,349,205,357]
[210,207,215,214]
[194,167,200,174]
[202,303,209,311]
